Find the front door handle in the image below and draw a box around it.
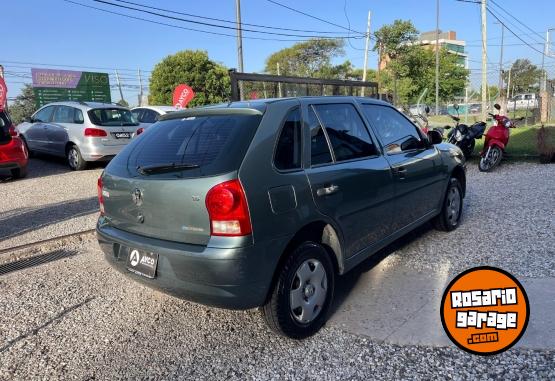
[317,184,339,197]
[394,166,407,179]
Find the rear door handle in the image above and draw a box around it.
[317,184,339,196]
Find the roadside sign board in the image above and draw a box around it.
[31,68,111,108]
[173,84,194,109]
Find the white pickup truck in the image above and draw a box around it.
[507,93,539,110]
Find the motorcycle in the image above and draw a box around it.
[444,104,487,160]
[478,103,522,172]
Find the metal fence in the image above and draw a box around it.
[229,70,379,102]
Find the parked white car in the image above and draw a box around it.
[507,93,539,110]
[131,106,179,134]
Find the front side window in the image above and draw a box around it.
[308,107,332,166]
[361,105,424,154]
[33,106,55,123]
[131,109,143,122]
[274,107,302,171]
[313,103,377,161]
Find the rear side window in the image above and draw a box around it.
[108,113,262,179]
[142,110,159,123]
[274,107,302,170]
[308,107,333,166]
[52,106,74,123]
[313,103,377,161]
[88,108,138,127]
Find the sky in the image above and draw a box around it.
[2,0,555,105]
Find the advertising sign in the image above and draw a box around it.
[173,84,195,109]
[0,76,7,111]
[31,68,111,108]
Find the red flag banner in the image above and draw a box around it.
[173,84,195,109]
[0,77,7,111]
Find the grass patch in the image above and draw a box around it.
[473,125,555,157]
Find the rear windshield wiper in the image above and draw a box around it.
[137,163,199,175]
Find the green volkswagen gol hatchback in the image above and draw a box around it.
[96,97,466,339]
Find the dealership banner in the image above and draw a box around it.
[0,76,7,111]
[31,68,111,108]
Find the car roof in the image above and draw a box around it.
[132,105,179,113]
[37,101,129,110]
[207,96,392,110]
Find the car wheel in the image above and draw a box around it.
[262,242,335,339]
[67,145,87,171]
[20,136,34,158]
[433,177,463,232]
[10,165,28,179]
[479,146,502,172]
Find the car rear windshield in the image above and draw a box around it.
[87,108,139,127]
[0,112,11,145]
[107,113,262,179]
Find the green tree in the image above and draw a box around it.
[373,19,418,60]
[149,50,230,107]
[503,59,543,94]
[265,38,345,77]
[8,84,37,125]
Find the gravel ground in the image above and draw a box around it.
[0,157,103,249]
[0,241,553,380]
[0,159,554,379]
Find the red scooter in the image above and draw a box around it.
[478,104,521,172]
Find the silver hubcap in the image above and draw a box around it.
[68,149,78,168]
[290,259,328,324]
[446,187,461,225]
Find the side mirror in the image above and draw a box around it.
[494,103,501,110]
[427,130,443,145]
[444,125,452,130]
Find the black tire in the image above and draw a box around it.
[479,146,502,172]
[20,136,34,158]
[433,177,463,232]
[462,140,475,160]
[67,145,87,171]
[10,165,28,179]
[262,242,335,339]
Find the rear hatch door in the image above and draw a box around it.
[101,108,263,245]
[87,107,140,145]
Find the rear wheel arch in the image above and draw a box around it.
[265,221,344,303]
[451,165,466,197]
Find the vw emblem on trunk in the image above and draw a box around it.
[132,188,143,206]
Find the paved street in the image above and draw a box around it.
[0,159,554,379]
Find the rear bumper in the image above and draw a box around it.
[96,220,276,309]
[79,140,127,162]
[0,137,28,168]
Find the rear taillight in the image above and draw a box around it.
[205,179,252,236]
[97,177,105,215]
[85,128,107,137]
[8,125,17,136]
[136,127,144,136]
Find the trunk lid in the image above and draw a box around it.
[101,108,263,245]
[87,107,140,146]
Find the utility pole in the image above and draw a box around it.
[361,11,371,97]
[235,0,245,100]
[114,70,125,105]
[540,29,553,91]
[276,63,282,97]
[465,56,469,123]
[137,68,144,106]
[496,22,505,113]
[480,0,488,121]
[435,0,440,115]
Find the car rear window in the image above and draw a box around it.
[0,112,11,145]
[107,113,262,179]
[88,108,138,127]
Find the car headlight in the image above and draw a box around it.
[455,130,463,142]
